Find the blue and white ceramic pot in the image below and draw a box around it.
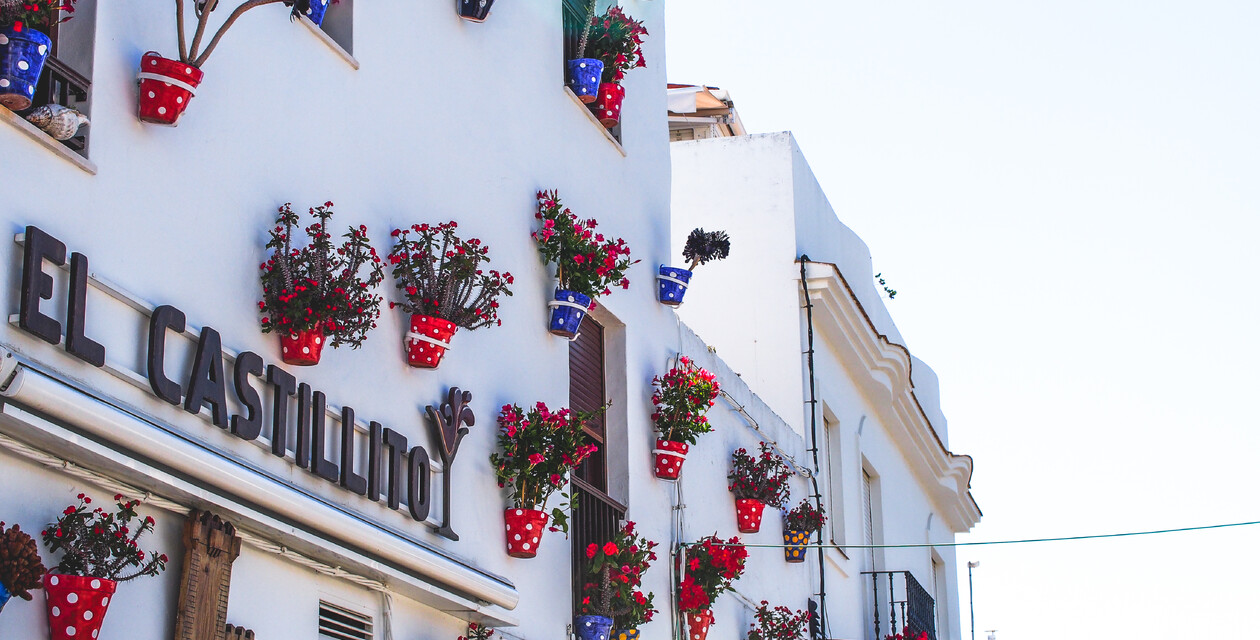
[0,580,11,614]
[548,288,591,339]
[574,615,614,640]
[656,265,693,306]
[566,58,603,103]
[304,0,331,26]
[457,0,496,21]
[0,25,52,111]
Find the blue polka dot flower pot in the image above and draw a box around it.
[304,0,331,25]
[0,25,52,111]
[0,580,11,615]
[457,0,497,22]
[616,629,641,640]
[784,529,809,563]
[548,288,591,339]
[574,615,614,640]
[656,265,692,307]
[567,58,603,104]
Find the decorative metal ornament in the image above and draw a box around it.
[25,104,87,141]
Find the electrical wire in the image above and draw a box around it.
[680,520,1260,550]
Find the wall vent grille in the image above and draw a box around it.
[319,601,373,640]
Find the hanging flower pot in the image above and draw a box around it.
[503,508,549,559]
[43,574,115,640]
[574,615,614,640]
[137,52,203,126]
[457,0,496,22]
[784,529,808,563]
[734,498,765,533]
[0,25,51,111]
[592,82,625,129]
[0,581,10,614]
[652,439,689,480]
[280,326,326,366]
[303,0,331,25]
[685,609,714,640]
[548,288,591,339]
[405,314,457,368]
[615,630,641,640]
[566,58,603,103]
[656,266,692,306]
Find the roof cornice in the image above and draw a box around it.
[802,261,982,532]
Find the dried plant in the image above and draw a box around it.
[682,228,730,271]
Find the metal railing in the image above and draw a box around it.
[861,571,936,640]
[571,477,627,617]
[32,55,91,155]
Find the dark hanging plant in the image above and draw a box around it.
[682,228,731,271]
[0,521,46,600]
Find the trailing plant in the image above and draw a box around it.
[0,521,45,600]
[0,0,75,32]
[579,521,658,629]
[682,228,730,271]
[678,535,747,613]
[650,356,719,445]
[584,6,648,84]
[534,190,637,303]
[40,494,169,581]
[746,602,811,640]
[258,201,385,349]
[458,622,494,640]
[387,221,513,329]
[885,627,929,640]
[728,443,792,508]
[490,402,601,534]
[875,272,897,299]
[783,500,826,534]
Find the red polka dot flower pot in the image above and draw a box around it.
[684,609,714,640]
[503,508,549,559]
[592,82,625,129]
[653,438,689,480]
[280,326,326,366]
[405,314,457,368]
[43,574,116,640]
[137,52,202,126]
[734,498,765,533]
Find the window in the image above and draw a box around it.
[317,0,353,55]
[931,554,947,640]
[862,467,878,571]
[318,600,373,640]
[568,316,626,617]
[822,410,847,549]
[561,0,624,144]
[6,0,96,156]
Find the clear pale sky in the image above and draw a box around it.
[664,2,1260,638]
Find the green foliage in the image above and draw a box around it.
[40,494,168,582]
[387,221,513,330]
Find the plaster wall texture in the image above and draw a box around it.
[671,133,973,640]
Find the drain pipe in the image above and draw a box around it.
[798,255,830,639]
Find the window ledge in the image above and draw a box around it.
[300,16,359,70]
[564,87,626,157]
[0,106,97,175]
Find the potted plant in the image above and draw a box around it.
[458,621,494,640]
[658,228,730,307]
[258,201,384,366]
[583,6,647,128]
[577,521,658,640]
[0,0,75,111]
[746,601,811,640]
[456,0,496,23]
[387,222,513,369]
[490,402,599,558]
[678,535,747,640]
[533,190,636,339]
[728,443,791,533]
[564,0,602,103]
[781,500,825,563]
[885,628,929,640]
[0,521,46,616]
[294,0,339,26]
[649,356,719,480]
[140,0,313,125]
[39,494,168,640]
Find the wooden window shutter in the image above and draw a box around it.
[569,316,606,491]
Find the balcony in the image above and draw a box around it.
[570,477,627,617]
[862,571,936,640]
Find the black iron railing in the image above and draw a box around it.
[862,571,936,640]
[571,477,627,617]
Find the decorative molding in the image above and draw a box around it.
[801,261,982,532]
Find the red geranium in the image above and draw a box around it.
[387,221,512,330]
[490,402,600,535]
[651,356,720,445]
[579,522,658,631]
[2,0,75,33]
[533,190,637,304]
[747,601,811,640]
[729,442,792,508]
[583,6,648,84]
[677,535,747,613]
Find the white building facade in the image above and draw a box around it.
[0,3,977,640]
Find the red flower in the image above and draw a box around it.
[603,542,619,556]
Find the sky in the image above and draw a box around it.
[664,2,1260,639]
